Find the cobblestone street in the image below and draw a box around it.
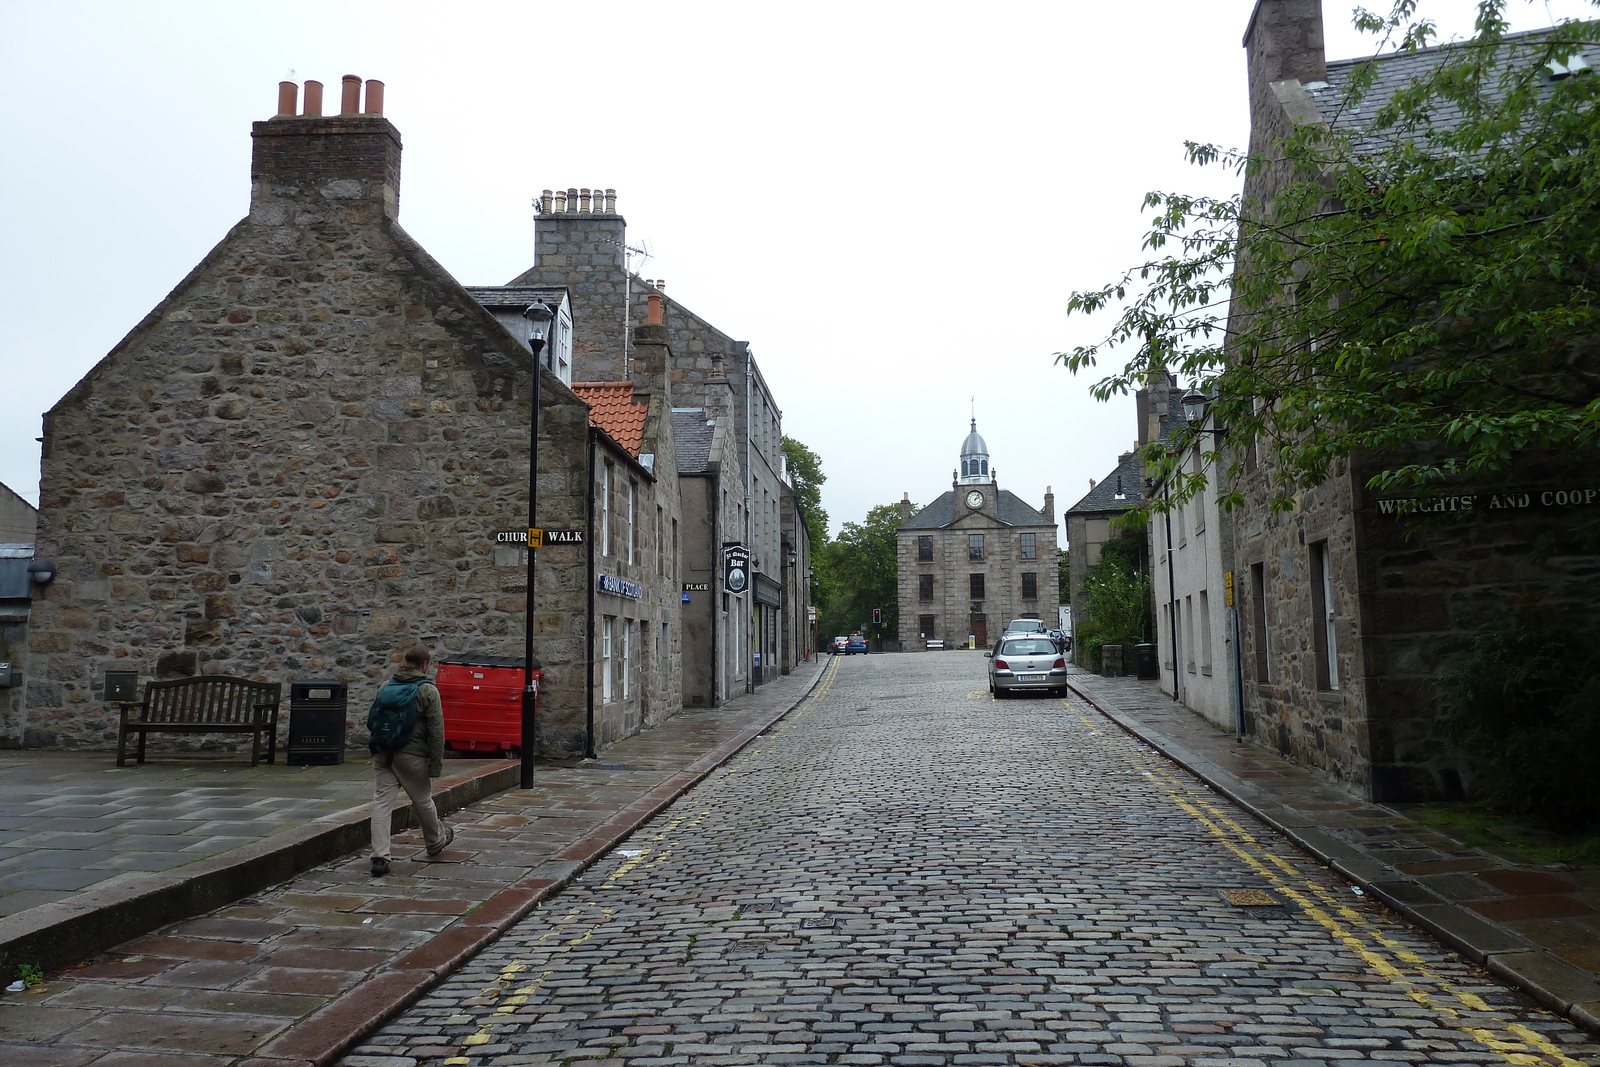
[344,653,1600,1067]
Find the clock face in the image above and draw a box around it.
[966,490,985,509]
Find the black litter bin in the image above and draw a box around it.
[287,679,348,765]
[1133,643,1159,680]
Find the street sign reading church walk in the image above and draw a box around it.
[494,529,585,545]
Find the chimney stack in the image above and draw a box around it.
[1243,0,1326,88]
[631,293,671,401]
[899,493,913,523]
[252,75,403,220]
[1043,486,1055,523]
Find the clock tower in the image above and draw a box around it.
[894,418,1060,651]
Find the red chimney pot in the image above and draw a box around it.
[364,79,385,115]
[340,75,361,115]
[276,81,297,117]
[302,80,324,117]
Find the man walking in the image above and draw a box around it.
[368,643,453,877]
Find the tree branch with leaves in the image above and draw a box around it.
[1060,0,1600,512]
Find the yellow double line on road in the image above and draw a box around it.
[441,657,842,1065]
[1078,697,1590,1067]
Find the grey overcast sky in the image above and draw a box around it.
[1,0,1590,539]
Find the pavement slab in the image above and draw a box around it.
[0,659,827,1066]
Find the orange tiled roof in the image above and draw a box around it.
[571,381,648,457]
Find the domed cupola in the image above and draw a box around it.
[958,418,991,485]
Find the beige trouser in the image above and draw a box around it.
[371,751,446,859]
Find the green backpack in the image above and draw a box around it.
[367,677,425,752]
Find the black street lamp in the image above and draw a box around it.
[519,301,555,789]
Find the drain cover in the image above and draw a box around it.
[1219,888,1280,907]
[800,916,837,929]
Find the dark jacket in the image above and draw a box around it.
[388,668,446,778]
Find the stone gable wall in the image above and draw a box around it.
[21,116,600,756]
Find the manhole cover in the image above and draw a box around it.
[800,916,838,929]
[1219,888,1280,907]
[740,901,781,913]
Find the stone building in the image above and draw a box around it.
[1227,0,1600,800]
[507,193,795,689]
[0,482,36,544]
[0,483,39,746]
[1063,451,1145,663]
[896,421,1059,649]
[673,397,745,707]
[564,300,683,748]
[16,77,665,758]
[780,483,814,672]
[1145,379,1238,731]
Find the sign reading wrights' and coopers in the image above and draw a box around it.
[1375,488,1600,517]
[723,542,749,594]
[494,529,585,545]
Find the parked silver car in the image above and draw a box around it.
[986,634,1069,698]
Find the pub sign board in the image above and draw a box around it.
[723,542,750,595]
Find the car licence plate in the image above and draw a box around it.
[1019,673,1045,682]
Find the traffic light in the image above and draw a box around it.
[872,607,882,625]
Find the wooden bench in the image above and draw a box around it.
[116,676,283,767]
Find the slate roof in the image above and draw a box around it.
[1303,28,1600,156]
[900,489,1054,531]
[1065,451,1145,516]
[572,382,648,457]
[672,409,715,474]
[463,285,568,310]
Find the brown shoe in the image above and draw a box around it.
[426,825,454,858]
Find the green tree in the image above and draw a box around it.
[1057,547,1070,604]
[781,436,829,547]
[1074,522,1150,671]
[817,502,908,641]
[1060,1,1600,511]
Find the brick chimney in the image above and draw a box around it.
[251,76,401,221]
[1043,486,1055,523]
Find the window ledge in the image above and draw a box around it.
[1200,666,1213,676]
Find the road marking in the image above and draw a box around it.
[1066,696,1589,1067]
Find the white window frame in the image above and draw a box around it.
[602,616,614,702]
[622,619,633,700]
[600,462,612,558]
[1320,543,1340,690]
